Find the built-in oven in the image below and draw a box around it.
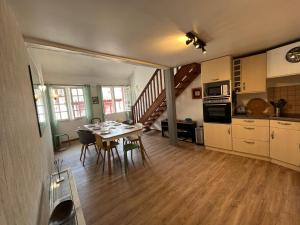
[203,98,231,124]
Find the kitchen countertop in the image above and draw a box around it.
[232,114,300,122]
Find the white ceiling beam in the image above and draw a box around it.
[23,36,169,69]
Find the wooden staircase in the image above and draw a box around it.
[132,63,201,129]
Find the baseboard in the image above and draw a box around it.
[61,138,78,144]
[205,146,300,172]
[271,159,300,172]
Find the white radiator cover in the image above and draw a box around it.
[267,41,300,78]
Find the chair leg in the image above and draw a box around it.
[83,145,87,166]
[111,148,115,159]
[114,147,122,166]
[143,149,151,160]
[124,151,128,174]
[94,143,99,154]
[80,145,84,161]
[66,134,71,146]
[96,148,103,164]
[102,151,106,173]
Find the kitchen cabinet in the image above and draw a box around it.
[232,118,269,157]
[233,53,267,93]
[267,41,300,78]
[232,138,269,157]
[270,120,300,166]
[204,123,232,150]
[201,56,232,83]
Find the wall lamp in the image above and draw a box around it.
[185,32,207,54]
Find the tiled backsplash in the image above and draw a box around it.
[267,85,300,115]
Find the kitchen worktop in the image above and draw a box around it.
[232,114,300,122]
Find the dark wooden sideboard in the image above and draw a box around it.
[161,119,197,143]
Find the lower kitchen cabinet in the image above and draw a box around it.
[204,123,232,150]
[232,138,269,156]
[232,119,269,157]
[270,125,300,166]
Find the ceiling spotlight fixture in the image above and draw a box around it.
[185,31,207,54]
[185,32,194,45]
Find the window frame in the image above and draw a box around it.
[51,86,87,121]
[52,87,70,121]
[102,86,130,115]
[70,87,86,119]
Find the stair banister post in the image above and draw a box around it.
[164,68,177,145]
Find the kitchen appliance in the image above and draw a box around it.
[203,96,231,123]
[204,80,230,97]
[236,105,246,115]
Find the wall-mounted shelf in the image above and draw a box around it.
[233,59,241,93]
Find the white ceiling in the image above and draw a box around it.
[9,0,300,67]
[28,48,137,85]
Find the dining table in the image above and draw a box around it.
[84,121,146,175]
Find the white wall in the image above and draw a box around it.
[105,112,128,122]
[43,71,130,86]
[130,65,156,103]
[0,1,53,224]
[151,75,203,130]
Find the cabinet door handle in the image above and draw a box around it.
[243,82,245,91]
[271,131,275,139]
[228,128,231,135]
[244,120,254,123]
[212,78,220,81]
[244,140,255,144]
[278,122,291,126]
[244,127,255,130]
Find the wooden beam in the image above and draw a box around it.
[23,36,169,69]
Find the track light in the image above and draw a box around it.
[185,31,207,54]
[185,32,194,45]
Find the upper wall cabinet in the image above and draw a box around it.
[233,53,267,94]
[267,41,300,78]
[201,56,232,84]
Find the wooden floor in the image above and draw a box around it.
[56,131,300,225]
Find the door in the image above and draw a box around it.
[270,127,300,166]
[204,123,232,150]
[241,53,266,93]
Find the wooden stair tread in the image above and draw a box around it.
[133,63,200,126]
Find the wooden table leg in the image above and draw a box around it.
[138,136,146,162]
[107,142,112,175]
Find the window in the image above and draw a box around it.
[114,87,124,112]
[102,87,114,114]
[34,88,46,123]
[51,86,87,121]
[102,86,131,114]
[71,88,86,118]
[53,88,69,120]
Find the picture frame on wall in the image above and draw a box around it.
[92,96,99,104]
[28,65,47,137]
[192,87,202,99]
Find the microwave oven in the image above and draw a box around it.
[204,81,230,97]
